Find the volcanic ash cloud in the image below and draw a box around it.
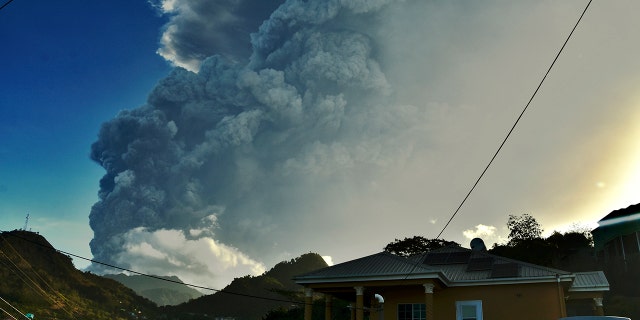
[88,0,429,286]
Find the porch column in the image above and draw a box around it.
[304,288,313,320]
[594,298,604,316]
[424,283,435,320]
[325,294,333,320]
[355,286,365,320]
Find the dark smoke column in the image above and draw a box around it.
[88,0,419,276]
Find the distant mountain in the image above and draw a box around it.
[104,273,203,306]
[163,252,329,320]
[0,230,157,320]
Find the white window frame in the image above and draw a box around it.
[456,300,483,320]
[397,303,426,320]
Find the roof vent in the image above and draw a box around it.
[470,238,487,252]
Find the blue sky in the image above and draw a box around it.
[2,0,640,289]
[1,0,171,261]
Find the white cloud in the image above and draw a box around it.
[114,228,266,289]
[463,224,496,239]
[462,224,507,248]
[321,255,334,266]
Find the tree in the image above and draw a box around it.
[384,236,459,257]
[507,214,542,246]
[491,214,597,270]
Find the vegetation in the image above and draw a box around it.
[487,214,595,270]
[161,252,328,320]
[103,274,203,306]
[383,236,460,257]
[262,299,352,320]
[506,213,543,245]
[0,230,328,320]
[0,230,157,320]
[2,212,637,320]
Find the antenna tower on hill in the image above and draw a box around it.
[23,213,30,231]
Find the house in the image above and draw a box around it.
[591,203,640,296]
[294,240,609,320]
[592,203,640,267]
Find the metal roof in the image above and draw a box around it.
[295,251,440,282]
[569,271,610,292]
[416,246,572,284]
[295,246,607,290]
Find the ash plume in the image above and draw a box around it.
[89,0,426,286]
[150,0,285,71]
[90,0,573,288]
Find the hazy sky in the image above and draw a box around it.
[2,0,640,290]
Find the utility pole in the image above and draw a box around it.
[23,213,29,231]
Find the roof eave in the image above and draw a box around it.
[568,286,610,292]
[446,275,574,287]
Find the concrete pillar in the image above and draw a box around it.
[325,294,333,320]
[424,283,435,320]
[305,288,313,320]
[594,297,604,316]
[355,286,364,320]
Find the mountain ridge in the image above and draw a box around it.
[0,230,328,319]
[0,230,158,319]
[103,273,204,306]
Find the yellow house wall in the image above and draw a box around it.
[380,282,566,320]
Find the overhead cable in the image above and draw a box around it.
[0,0,14,11]
[0,295,27,320]
[435,0,594,240]
[1,231,307,307]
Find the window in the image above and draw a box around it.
[398,303,425,320]
[456,300,482,320]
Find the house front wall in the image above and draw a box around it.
[431,282,567,320]
[312,281,568,320]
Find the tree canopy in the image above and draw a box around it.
[507,213,543,245]
[384,236,460,257]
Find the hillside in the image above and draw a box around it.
[104,273,203,306]
[163,252,329,319]
[0,230,158,320]
[0,230,329,320]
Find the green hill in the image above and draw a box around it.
[0,230,329,320]
[104,273,203,306]
[0,230,158,320]
[163,252,329,320]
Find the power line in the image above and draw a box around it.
[0,295,27,320]
[1,230,379,317]
[0,306,19,320]
[1,231,309,307]
[434,0,594,240]
[0,234,78,318]
[0,0,15,12]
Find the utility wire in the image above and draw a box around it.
[0,0,14,11]
[2,231,384,317]
[0,295,27,320]
[0,306,19,320]
[1,231,309,307]
[0,233,79,314]
[1,230,376,313]
[0,250,51,303]
[435,0,593,240]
